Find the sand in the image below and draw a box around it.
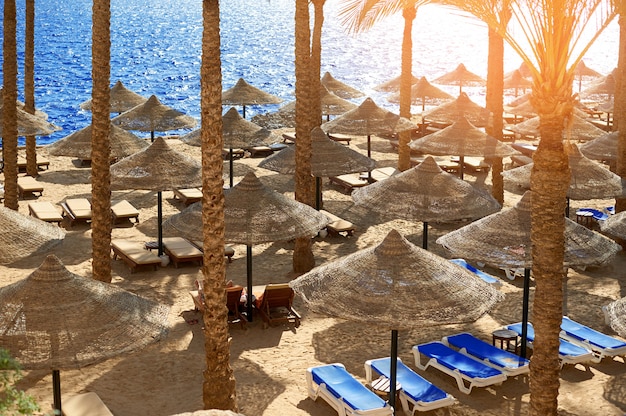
[3,133,626,416]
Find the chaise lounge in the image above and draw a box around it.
[560,316,626,362]
[28,201,64,225]
[172,187,202,206]
[254,283,301,329]
[61,198,92,227]
[162,237,203,268]
[17,176,44,198]
[110,200,140,224]
[111,239,162,273]
[320,210,356,237]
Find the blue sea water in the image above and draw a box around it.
[1,0,620,145]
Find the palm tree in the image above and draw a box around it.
[615,1,626,213]
[24,0,38,178]
[311,0,326,126]
[3,0,19,211]
[200,0,238,410]
[339,0,432,172]
[453,1,615,414]
[90,0,113,283]
[293,0,317,273]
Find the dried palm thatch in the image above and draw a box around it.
[433,63,485,93]
[409,116,519,158]
[602,297,626,338]
[502,144,623,200]
[0,206,65,264]
[374,73,420,92]
[222,78,283,106]
[258,127,374,176]
[509,114,606,141]
[387,77,453,110]
[600,210,626,240]
[503,69,533,91]
[579,131,618,162]
[581,73,615,98]
[290,229,503,330]
[352,156,500,223]
[111,95,197,133]
[321,71,364,99]
[46,122,148,160]
[80,80,147,113]
[436,191,621,269]
[0,103,60,136]
[0,255,169,369]
[422,92,490,127]
[110,136,201,191]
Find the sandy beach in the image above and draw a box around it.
[3,133,626,416]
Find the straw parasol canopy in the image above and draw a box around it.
[0,254,169,413]
[46,122,148,161]
[504,99,537,118]
[321,71,365,99]
[79,80,148,113]
[111,95,197,140]
[0,103,61,137]
[574,60,603,92]
[502,144,624,201]
[509,115,607,141]
[290,229,502,411]
[374,73,420,92]
[387,77,454,111]
[581,73,615,98]
[579,130,618,162]
[422,92,490,128]
[222,78,283,118]
[503,69,532,95]
[433,63,486,93]
[600,210,626,240]
[0,206,65,264]
[603,297,626,338]
[258,127,375,176]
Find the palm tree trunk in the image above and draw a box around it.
[24,0,38,178]
[91,0,112,283]
[311,0,325,127]
[3,0,19,211]
[294,0,316,273]
[201,0,238,410]
[530,111,570,416]
[485,27,505,205]
[397,6,416,172]
[615,13,626,213]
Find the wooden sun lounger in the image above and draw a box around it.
[172,187,202,206]
[320,210,356,237]
[61,198,92,227]
[162,237,203,268]
[328,173,368,193]
[28,201,63,225]
[327,133,352,145]
[451,156,491,173]
[111,200,140,223]
[248,146,274,158]
[369,167,397,182]
[17,176,44,198]
[111,239,162,273]
[17,155,50,172]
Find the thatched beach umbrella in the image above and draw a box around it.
[579,130,618,163]
[321,97,417,160]
[111,95,197,142]
[509,114,606,141]
[574,60,603,92]
[600,210,626,241]
[79,80,148,114]
[0,255,169,414]
[0,206,65,264]
[422,92,490,128]
[110,137,202,255]
[436,191,621,356]
[374,73,420,92]
[409,116,519,179]
[352,156,500,249]
[259,127,375,208]
[581,73,615,98]
[433,63,486,94]
[387,77,454,111]
[291,229,502,412]
[603,297,626,339]
[321,71,364,99]
[46,121,148,164]
[0,103,60,137]
[221,78,283,118]
[503,69,532,96]
[164,172,328,318]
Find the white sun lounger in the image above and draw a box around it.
[412,341,507,394]
[560,316,626,362]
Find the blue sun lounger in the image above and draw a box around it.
[412,341,507,394]
[576,207,609,222]
[306,363,393,416]
[560,316,626,362]
[442,333,529,377]
[449,259,502,288]
[506,322,595,368]
[364,357,455,415]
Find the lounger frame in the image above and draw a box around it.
[559,316,626,362]
[111,239,162,273]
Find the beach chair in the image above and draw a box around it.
[506,322,595,367]
[17,176,44,198]
[28,201,64,225]
[560,316,626,361]
[17,155,50,172]
[442,332,529,377]
[369,167,397,183]
[254,283,301,329]
[320,209,356,237]
[191,240,235,263]
[306,363,393,416]
[110,239,162,273]
[162,237,203,268]
[364,357,455,414]
[190,282,247,329]
[412,341,507,394]
[172,187,202,205]
[575,208,609,222]
[61,198,92,227]
[248,145,274,158]
[62,392,113,416]
[110,200,139,224]
[328,173,368,193]
[449,259,502,288]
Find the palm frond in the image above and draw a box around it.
[338,0,431,33]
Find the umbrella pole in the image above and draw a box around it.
[242,105,246,119]
[520,267,531,358]
[459,155,465,180]
[565,196,570,218]
[247,245,254,321]
[158,191,164,256]
[151,130,155,143]
[422,222,428,250]
[229,148,234,188]
[315,177,321,210]
[389,330,398,414]
[52,369,62,415]
[367,135,372,182]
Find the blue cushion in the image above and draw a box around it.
[311,364,387,411]
[446,333,529,370]
[561,317,626,350]
[449,259,500,285]
[507,322,591,357]
[418,342,503,379]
